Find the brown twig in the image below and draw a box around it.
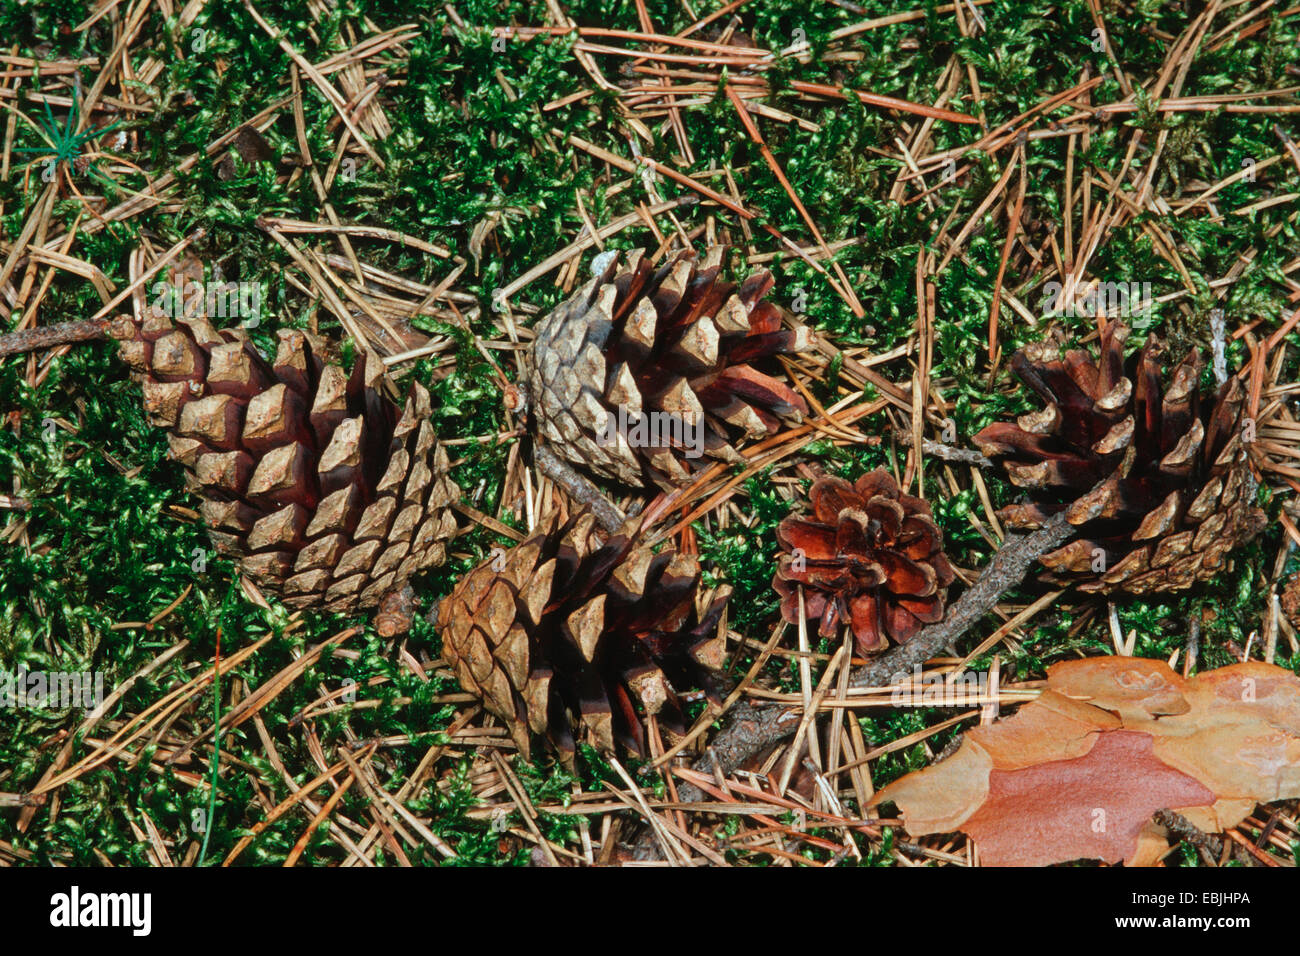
[1152,808,1233,864]
[921,439,993,468]
[629,701,800,860]
[0,317,109,358]
[534,442,628,534]
[676,702,803,803]
[848,510,1074,688]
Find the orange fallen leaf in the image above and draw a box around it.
[873,658,1300,866]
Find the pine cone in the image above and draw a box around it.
[107,309,459,614]
[526,246,812,491]
[438,511,730,762]
[973,323,1267,593]
[773,469,956,654]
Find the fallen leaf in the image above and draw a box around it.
[873,658,1300,866]
[963,731,1214,867]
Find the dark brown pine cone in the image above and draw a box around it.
[438,511,731,762]
[107,308,459,614]
[526,246,812,491]
[973,323,1267,593]
[773,468,956,654]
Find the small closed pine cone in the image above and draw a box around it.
[107,308,459,614]
[438,511,731,762]
[526,246,812,491]
[973,323,1267,593]
[773,468,956,654]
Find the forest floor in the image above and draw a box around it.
[1,0,1298,866]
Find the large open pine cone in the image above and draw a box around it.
[438,511,730,762]
[108,309,459,613]
[526,246,812,491]
[973,323,1267,593]
[773,469,956,654]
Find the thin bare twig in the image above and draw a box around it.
[921,439,993,468]
[534,442,627,534]
[0,317,109,358]
[848,511,1073,688]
